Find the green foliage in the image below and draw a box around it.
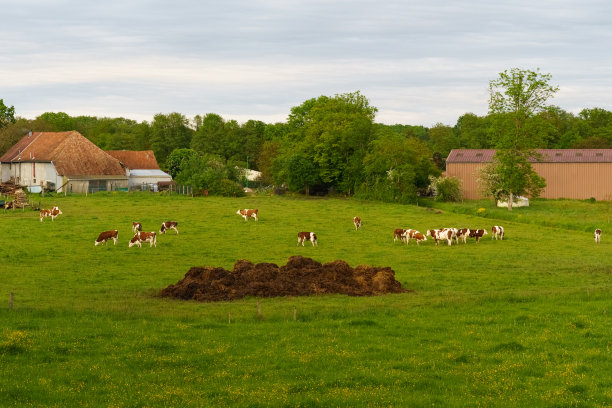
[429,175,463,202]
[150,112,193,167]
[165,148,199,179]
[174,153,242,196]
[0,98,16,129]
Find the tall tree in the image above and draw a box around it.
[486,68,557,210]
[150,113,192,168]
[0,99,16,129]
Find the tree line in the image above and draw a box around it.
[1,74,611,201]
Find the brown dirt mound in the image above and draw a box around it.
[160,256,409,302]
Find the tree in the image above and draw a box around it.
[150,113,192,168]
[486,68,557,210]
[0,99,16,129]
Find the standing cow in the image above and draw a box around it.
[469,229,488,243]
[492,226,505,240]
[237,209,258,221]
[594,228,601,243]
[40,206,62,222]
[95,230,118,246]
[132,222,143,233]
[394,228,407,243]
[160,221,179,235]
[353,217,362,230]
[297,232,318,247]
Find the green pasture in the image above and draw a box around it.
[0,193,610,407]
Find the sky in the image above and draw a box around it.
[1,0,611,127]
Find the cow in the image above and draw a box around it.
[160,221,178,235]
[297,231,318,247]
[394,228,407,243]
[129,231,157,248]
[237,209,258,221]
[132,222,142,234]
[40,206,62,222]
[402,229,427,245]
[353,217,362,230]
[469,229,488,243]
[456,228,471,244]
[426,228,454,246]
[95,230,118,246]
[492,226,505,240]
[594,228,601,244]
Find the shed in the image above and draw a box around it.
[127,169,173,191]
[105,150,172,191]
[446,149,612,200]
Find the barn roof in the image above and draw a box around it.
[106,150,161,170]
[0,131,126,176]
[447,149,612,163]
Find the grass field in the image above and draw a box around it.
[1,193,610,407]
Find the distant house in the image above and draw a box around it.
[106,150,172,191]
[0,131,127,193]
[446,149,612,200]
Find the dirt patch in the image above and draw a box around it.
[160,256,409,302]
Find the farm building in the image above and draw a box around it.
[106,150,172,191]
[0,131,127,193]
[446,149,612,200]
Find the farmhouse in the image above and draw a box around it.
[0,131,127,193]
[446,149,612,200]
[106,150,172,191]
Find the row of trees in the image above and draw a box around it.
[1,69,610,203]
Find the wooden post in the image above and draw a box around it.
[9,292,13,309]
[228,311,231,324]
[293,306,297,321]
[257,301,262,319]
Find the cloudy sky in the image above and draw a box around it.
[1,0,611,127]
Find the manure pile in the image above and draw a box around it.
[160,256,408,302]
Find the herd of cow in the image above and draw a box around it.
[38,205,603,248]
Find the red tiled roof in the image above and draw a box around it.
[447,149,612,163]
[0,131,126,176]
[106,150,160,170]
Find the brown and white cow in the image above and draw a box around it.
[394,228,407,243]
[95,230,118,246]
[160,221,178,235]
[353,217,362,230]
[594,228,601,244]
[426,228,454,246]
[237,209,258,221]
[456,228,471,244]
[492,226,504,240]
[132,222,142,233]
[297,231,318,246]
[129,231,157,248]
[469,229,488,243]
[40,206,62,222]
[402,229,427,245]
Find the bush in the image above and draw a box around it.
[217,179,245,197]
[429,176,462,202]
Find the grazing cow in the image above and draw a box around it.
[353,217,362,230]
[95,230,118,246]
[469,229,488,243]
[492,226,505,240]
[237,208,258,221]
[297,231,318,247]
[394,228,407,243]
[129,231,157,248]
[402,229,427,245]
[40,206,62,222]
[132,222,142,233]
[160,221,179,235]
[456,228,471,244]
[594,228,601,244]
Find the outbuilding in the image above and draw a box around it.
[106,150,172,191]
[446,149,612,200]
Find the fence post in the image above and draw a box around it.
[257,301,262,319]
[228,311,231,324]
[293,306,297,321]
